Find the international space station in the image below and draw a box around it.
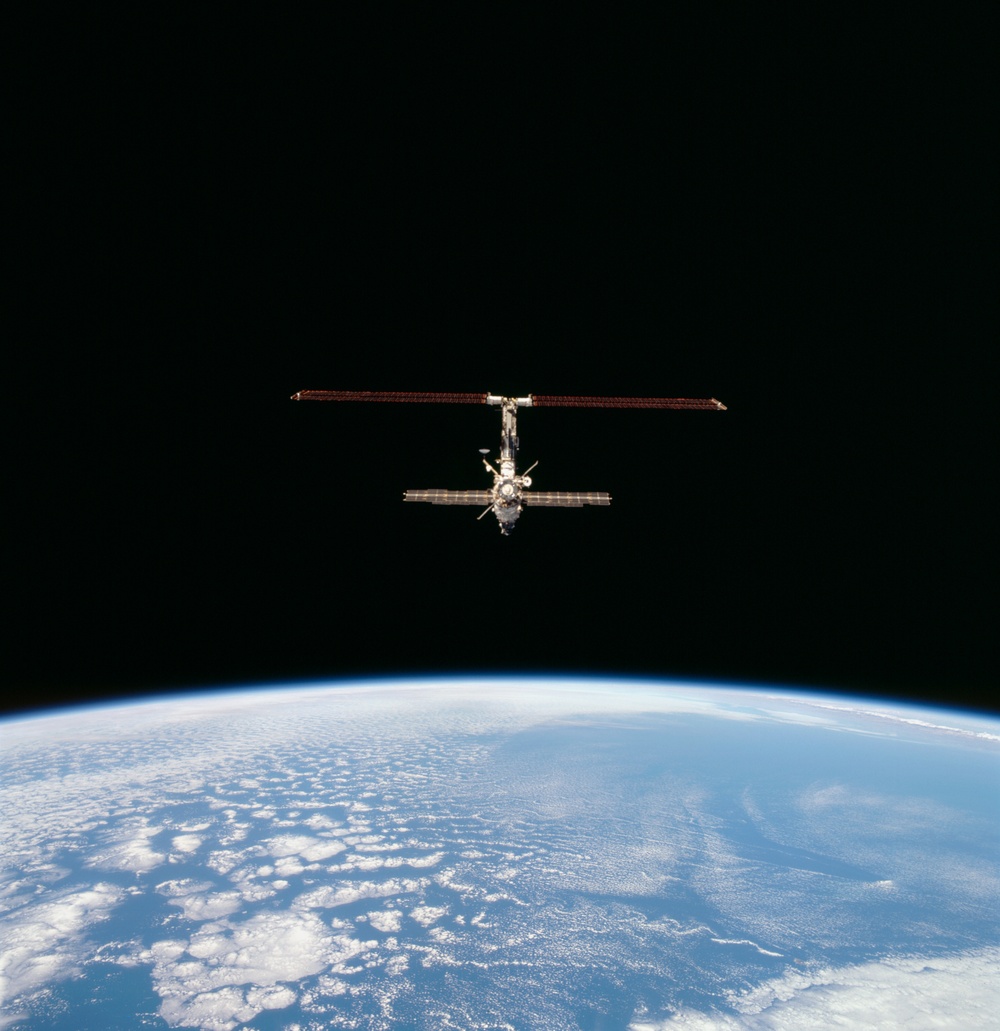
[291,390,726,534]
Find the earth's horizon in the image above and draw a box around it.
[2,677,998,1029]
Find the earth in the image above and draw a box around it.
[1,679,998,1031]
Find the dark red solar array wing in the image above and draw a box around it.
[403,489,492,506]
[530,395,726,410]
[523,491,612,507]
[291,390,489,404]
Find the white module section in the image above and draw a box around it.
[485,395,533,406]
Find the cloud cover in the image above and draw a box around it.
[630,948,1000,1030]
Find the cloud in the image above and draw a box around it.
[629,948,1000,1030]
[294,878,430,910]
[179,892,242,921]
[144,910,373,1031]
[809,703,1000,744]
[170,834,202,854]
[0,882,125,1015]
[710,938,783,958]
[156,877,259,920]
[409,904,449,927]
[263,834,347,863]
[366,909,403,933]
[87,819,166,873]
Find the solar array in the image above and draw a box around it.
[291,391,725,410]
[529,395,726,410]
[523,491,611,507]
[403,490,492,506]
[291,390,489,404]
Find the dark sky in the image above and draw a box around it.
[9,11,994,718]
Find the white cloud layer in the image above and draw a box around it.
[143,910,374,1031]
[294,877,430,910]
[87,820,165,874]
[0,883,125,1018]
[629,948,1000,1030]
[366,909,403,933]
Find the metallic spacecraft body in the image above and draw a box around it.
[290,390,726,534]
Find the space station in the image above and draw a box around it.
[291,390,726,534]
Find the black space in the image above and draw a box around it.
[8,11,995,718]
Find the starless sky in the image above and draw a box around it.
[8,10,994,717]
